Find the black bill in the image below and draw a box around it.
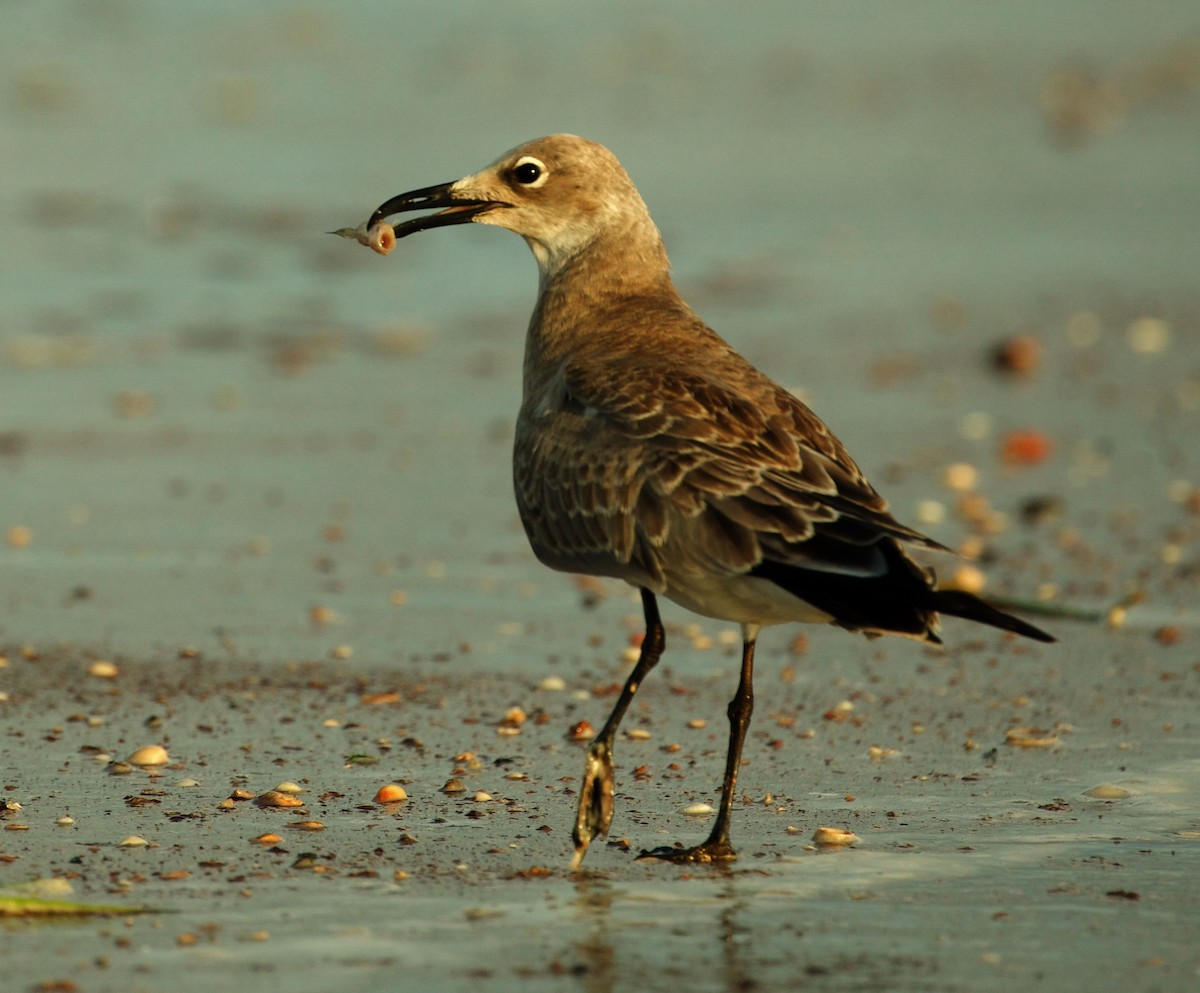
[366,182,503,237]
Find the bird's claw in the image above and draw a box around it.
[571,742,614,869]
[636,839,738,864]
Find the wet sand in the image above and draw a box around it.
[3,2,1199,991]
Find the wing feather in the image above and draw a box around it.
[513,336,941,600]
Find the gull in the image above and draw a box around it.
[352,134,1054,869]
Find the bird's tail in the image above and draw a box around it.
[931,588,1055,643]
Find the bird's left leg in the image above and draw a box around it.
[571,589,665,868]
[640,625,757,863]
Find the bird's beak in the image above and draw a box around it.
[365,182,504,238]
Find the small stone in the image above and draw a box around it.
[947,565,986,595]
[991,335,1042,375]
[941,462,978,492]
[1126,317,1170,355]
[915,499,945,525]
[88,660,119,679]
[256,790,304,808]
[812,826,857,847]
[6,525,33,549]
[1004,727,1059,748]
[499,706,527,728]
[1083,784,1133,800]
[374,783,408,804]
[127,745,169,767]
[1001,429,1053,466]
[679,802,716,817]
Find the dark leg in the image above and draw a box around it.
[640,629,757,863]
[571,589,665,869]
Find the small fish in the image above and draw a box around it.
[329,223,369,246]
[329,220,396,255]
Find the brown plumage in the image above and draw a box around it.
[360,133,1054,868]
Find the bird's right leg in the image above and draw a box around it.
[571,589,665,869]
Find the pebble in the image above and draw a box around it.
[1001,429,1053,466]
[119,835,149,847]
[6,525,33,549]
[88,660,119,679]
[256,790,304,808]
[991,334,1042,375]
[273,781,306,794]
[1126,316,1170,354]
[127,745,169,766]
[941,462,978,492]
[498,706,527,728]
[811,826,858,847]
[375,783,408,803]
[915,499,945,526]
[309,604,337,626]
[537,675,566,691]
[1005,727,1059,748]
[1083,784,1133,800]
[679,802,716,817]
[948,565,986,595]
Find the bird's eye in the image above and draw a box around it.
[514,162,540,183]
[512,156,548,188]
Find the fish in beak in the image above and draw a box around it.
[332,181,504,255]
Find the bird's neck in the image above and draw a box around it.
[523,221,680,373]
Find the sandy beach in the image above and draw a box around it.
[2,2,1199,990]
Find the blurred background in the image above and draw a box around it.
[1,0,1198,661]
[2,7,1199,990]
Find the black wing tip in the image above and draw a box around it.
[932,589,1055,643]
